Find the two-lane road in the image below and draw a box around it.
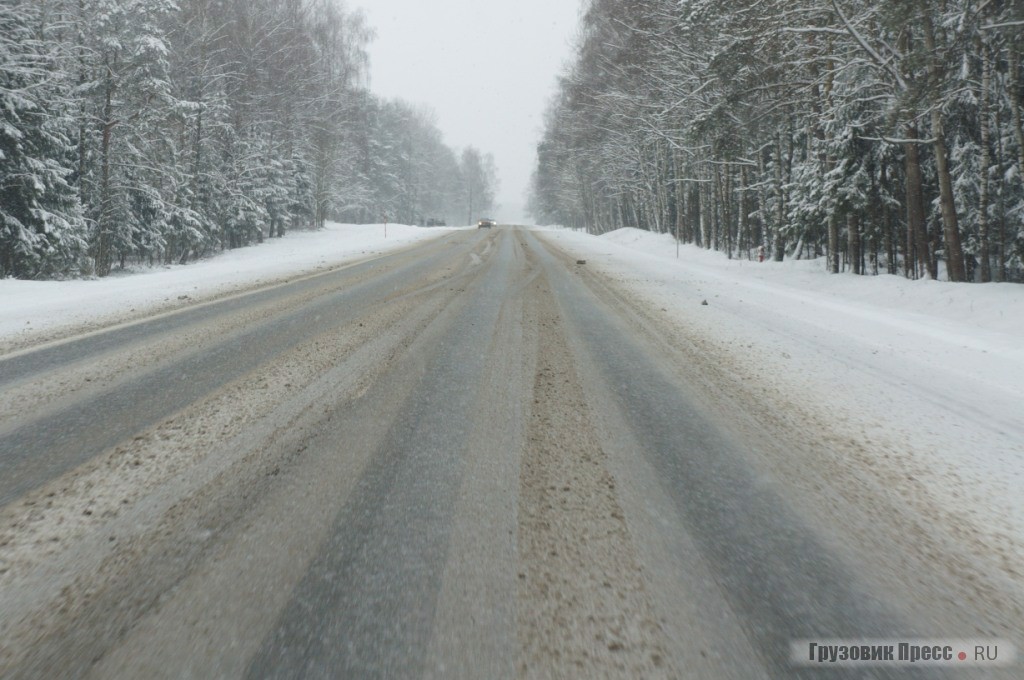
[0,227,1016,678]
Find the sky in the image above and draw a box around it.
[354,1,583,224]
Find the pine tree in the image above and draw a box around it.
[0,1,87,278]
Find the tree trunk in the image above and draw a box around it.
[674,152,689,243]
[930,117,966,281]
[656,144,670,233]
[76,0,88,208]
[723,165,733,257]
[1003,45,1024,281]
[903,127,934,279]
[1008,48,1024,186]
[810,37,837,271]
[848,212,861,275]
[773,132,786,261]
[994,93,1008,282]
[757,150,771,257]
[919,6,966,282]
[714,166,724,253]
[97,60,116,278]
[697,176,709,248]
[882,200,894,275]
[828,212,839,273]
[738,165,748,258]
[978,40,992,282]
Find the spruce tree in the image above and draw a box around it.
[0,1,87,278]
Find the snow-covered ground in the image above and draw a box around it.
[539,226,1024,580]
[0,222,459,348]
[2,222,1021,572]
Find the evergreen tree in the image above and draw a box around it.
[0,1,87,278]
[0,0,497,278]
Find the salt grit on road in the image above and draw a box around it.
[539,226,1024,591]
[0,223,460,349]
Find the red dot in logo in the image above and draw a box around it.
[958,651,967,661]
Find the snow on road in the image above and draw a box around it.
[540,226,1024,584]
[0,222,459,349]
[2,221,1021,575]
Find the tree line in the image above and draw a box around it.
[1,0,497,279]
[530,0,1024,282]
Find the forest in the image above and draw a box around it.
[0,0,497,279]
[530,0,1024,282]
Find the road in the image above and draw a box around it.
[0,227,1018,678]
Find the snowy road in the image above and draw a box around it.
[0,228,1019,678]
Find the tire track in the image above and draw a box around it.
[0,232,495,679]
[517,270,674,679]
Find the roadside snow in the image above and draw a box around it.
[0,222,458,347]
[3,222,1021,571]
[539,226,1024,576]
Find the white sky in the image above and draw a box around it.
[354,1,583,224]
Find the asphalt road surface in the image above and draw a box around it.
[0,227,1018,679]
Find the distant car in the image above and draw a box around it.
[477,218,496,228]
[426,217,446,227]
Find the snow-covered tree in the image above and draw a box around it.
[0,1,87,278]
[1,0,498,278]
[531,0,1024,282]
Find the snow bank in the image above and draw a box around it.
[594,227,1024,338]
[0,222,458,345]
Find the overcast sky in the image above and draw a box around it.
[354,1,583,224]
